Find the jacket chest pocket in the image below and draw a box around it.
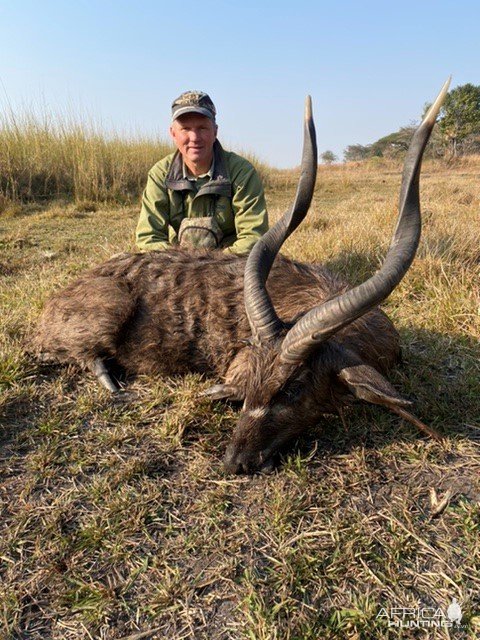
[185,192,212,218]
[169,192,187,230]
[214,197,234,232]
[169,191,233,234]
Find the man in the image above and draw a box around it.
[136,91,268,254]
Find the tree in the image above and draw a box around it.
[343,83,480,162]
[343,144,371,162]
[320,150,337,165]
[437,83,480,156]
[369,126,416,158]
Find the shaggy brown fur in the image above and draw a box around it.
[35,248,398,374]
[34,247,406,473]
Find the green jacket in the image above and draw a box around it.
[136,141,268,255]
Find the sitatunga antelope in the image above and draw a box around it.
[34,81,449,473]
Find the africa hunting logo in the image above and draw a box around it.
[377,598,463,629]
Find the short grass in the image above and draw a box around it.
[1,158,479,639]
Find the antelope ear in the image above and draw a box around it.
[337,363,443,442]
[201,384,244,401]
[337,364,412,410]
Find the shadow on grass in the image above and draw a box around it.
[322,248,380,286]
[282,326,479,467]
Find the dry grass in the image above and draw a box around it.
[0,110,273,206]
[1,157,479,639]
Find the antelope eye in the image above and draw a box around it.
[282,382,304,402]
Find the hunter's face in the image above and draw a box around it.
[170,113,217,171]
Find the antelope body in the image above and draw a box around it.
[34,83,449,473]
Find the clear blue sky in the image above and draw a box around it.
[1,0,478,167]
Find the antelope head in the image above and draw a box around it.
[223,82,450,474]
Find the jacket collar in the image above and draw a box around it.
[165,140,232,198]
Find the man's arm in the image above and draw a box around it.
[136,169,171,251]
[224,163,268,255]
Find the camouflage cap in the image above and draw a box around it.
[171,90,217,122]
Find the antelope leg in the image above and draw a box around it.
[91,358,119,393]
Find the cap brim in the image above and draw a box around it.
[172,106,215,121]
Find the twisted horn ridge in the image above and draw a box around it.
[244,96,318,344]
[281,78,451,364]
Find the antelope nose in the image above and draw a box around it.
[225,461,245,475]
[223,451,245,475]
[223,444,253,475]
